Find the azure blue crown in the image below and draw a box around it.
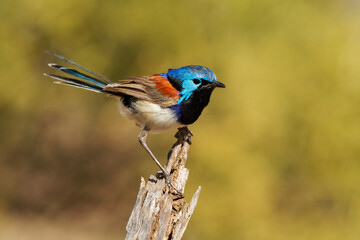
[167,65,217,83]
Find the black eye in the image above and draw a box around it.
[192,79,201,85]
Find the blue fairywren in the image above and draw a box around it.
[44,52,226,193]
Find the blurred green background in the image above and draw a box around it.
[1,0,360,239]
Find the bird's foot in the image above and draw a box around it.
[176,127,193,144]
[157,171,183,196]
[166,176,183,195]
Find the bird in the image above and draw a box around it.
[44,51,226,194]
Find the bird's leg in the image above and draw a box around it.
[138,127,182,194]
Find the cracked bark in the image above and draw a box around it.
[125,127,201,240]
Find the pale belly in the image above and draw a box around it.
[118,100,183,133]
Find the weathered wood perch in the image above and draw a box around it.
[125,127,201,240]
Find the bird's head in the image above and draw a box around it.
[161,65,225,104]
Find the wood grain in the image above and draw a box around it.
[125,127,200,240]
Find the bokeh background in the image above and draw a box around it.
[1,0,360,239]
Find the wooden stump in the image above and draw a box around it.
[125,127,201,240]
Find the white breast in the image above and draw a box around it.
[118,99,182,133]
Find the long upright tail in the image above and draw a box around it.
[44,51,112,93]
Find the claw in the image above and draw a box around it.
[156,171,183,195]
[164,174,183,195]
[176,127,193,144]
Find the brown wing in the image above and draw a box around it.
[103,75,180,108]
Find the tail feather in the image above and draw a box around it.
[43,73,103,93]
[48,63,107,88]
[44,51,112,94]
[45,51,111,83]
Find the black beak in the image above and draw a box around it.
[213,81,226,88]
